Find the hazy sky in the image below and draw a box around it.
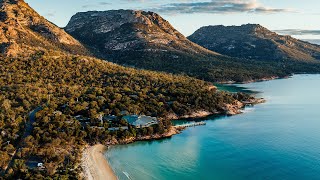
[25,0,320,39]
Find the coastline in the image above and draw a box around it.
[89,75,320,180]
[80,127,183,179]
[109,126,183,145]
[217,75,290,84]
[81,144,117,180]
[80,94,266,179]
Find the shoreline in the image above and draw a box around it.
[216,75,291,84]
[108,126,184,145]
[80,127,184,180]
[80,94,266,179]
[81,144,117,180]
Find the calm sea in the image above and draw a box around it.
[106,74,320,180]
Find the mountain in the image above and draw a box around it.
[65,10,288,82]
[65,10,217,58]
[188,24,320,62]
[0,0,89,56]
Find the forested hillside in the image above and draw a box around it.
[0,53,254,178]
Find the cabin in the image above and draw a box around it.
[26,157,45,170]
[120,110,129,116]
[129,94,139,99]
[74,115,90,122]
[90,126,105,130]
[103,115,118,122]
[123,115,158,128]
[37,163,44,168]
[108,126,129,131]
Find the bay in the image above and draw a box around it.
[106,74,320,180]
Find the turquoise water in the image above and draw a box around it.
[106,74,320,180]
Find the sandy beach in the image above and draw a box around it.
[82,144,117,180]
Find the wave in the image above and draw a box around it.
[123,171,132,180]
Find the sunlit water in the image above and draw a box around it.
[106,74,320,180]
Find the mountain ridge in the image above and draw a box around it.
[65,10,290,83]
[188,24,320,62]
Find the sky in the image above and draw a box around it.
[25,0,320,39]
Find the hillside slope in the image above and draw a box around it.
[1,54,255,179]
[188,24,320,62]
[0,0,89,56]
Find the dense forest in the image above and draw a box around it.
[0,53,254,179]
[103,49,292,82]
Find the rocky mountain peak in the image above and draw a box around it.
[241,24,266,31]
[198,24,274,37]
[188,24,320,61]
[65,9,212,55]
[66,10,182,40]
[0,0,88,56]
[0,0,22,5]
[1,0,42,26]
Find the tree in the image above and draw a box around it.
[147,126,154,135]
[0,151,10,169]
[1,99,11,111]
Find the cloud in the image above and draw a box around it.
[82,1,111,9]
[82,4,93,8]
[99,2,111,5]
[43,10,57,18]
[150,0,294,14]
[275,29,320,36]
[45,12,56,17]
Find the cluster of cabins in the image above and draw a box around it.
[123,115,158,128]
[74,114,159,131]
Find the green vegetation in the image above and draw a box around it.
[0,53,253,179]
[105,50,294,82]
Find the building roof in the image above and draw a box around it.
[103,115,117,121]
[123,115,158,127]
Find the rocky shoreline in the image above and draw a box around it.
[103,126,184,146]
[100,97,265,147]
[166,97,266,119]
[217,75,291,84]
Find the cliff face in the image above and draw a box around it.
[188,24,320,62]
[0,0,89,56]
